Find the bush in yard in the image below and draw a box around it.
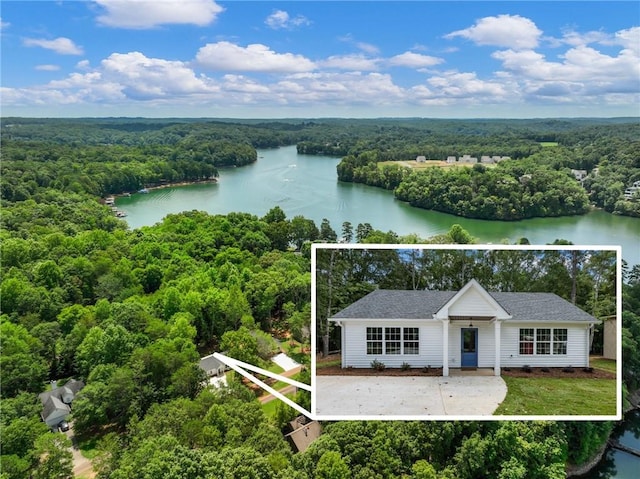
[370,359,385,371]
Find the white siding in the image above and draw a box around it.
[500,322,589,368]
[339,320,590,370]
[448,288,497,317]
[341,321,443,368]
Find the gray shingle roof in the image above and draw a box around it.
[199,354,226,373]
[330,289,597,322]
[41,396,70,422]
[38,378,85,405]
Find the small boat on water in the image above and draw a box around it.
[138,188,149,194]
[116,210,127,217]
[105,196,115,205]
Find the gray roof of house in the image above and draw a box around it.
[199,354,225,373]
[330,289,597,322]
[41,396,70,422]
[39,378,85,405]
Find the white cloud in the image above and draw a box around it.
[35,64,61,71]
[76,60,91,70]
[100,52,217,98]
[338,34,380,54]
[423,71,510,101]
[265,10,310,30]
[95,0,224,29]
[320,54,380,71]
[445,14,542,50]
[23,37,84,55]
[0,17,10,29]
[356,42,380,55]
[491,38,640,101]
[196,41,316,73]
[615,26,640,54]
[273,72,404,105]
[557,29,610,47]
[222,75,270,93]
[388,52,444,68]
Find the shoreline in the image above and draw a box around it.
[112,178,218,198]
[566,389,640,478]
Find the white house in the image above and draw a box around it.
[330,279,598,376]
[38,378,84,429]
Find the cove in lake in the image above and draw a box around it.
[116,145,640,265]
[578,410,640,479]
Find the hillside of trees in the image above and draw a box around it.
[1,117,639,478]
[3,117,639,217]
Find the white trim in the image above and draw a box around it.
[442,318,449,376]
[494,320,501,376]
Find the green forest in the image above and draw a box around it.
[1,117,640,479]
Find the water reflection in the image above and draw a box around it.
[579,410,640,479]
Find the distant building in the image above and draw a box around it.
[416,156,426,163]
[199,353,227,378]
[571,169,588,182]
[624,182,640,200]
[446,155,508,165]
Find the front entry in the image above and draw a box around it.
[461,328,478,368]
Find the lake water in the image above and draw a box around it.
[116,145,640,265]
[579,410,640,479]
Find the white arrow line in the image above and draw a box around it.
[213,352,313,417]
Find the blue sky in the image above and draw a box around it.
[1,1,639,118]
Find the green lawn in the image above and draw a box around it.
[76,435,100,459]
[262,393,294,418]
[495,377,616,416]
[590,357,617,373]
[281,340,310,365]
[316,357,342,369]
[539,141,559,147]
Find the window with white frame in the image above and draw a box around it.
[404,327,419,354]
[366,326,419,355]
[385,327,401,354]
[536,328,551,355]
[519,329,534,355]
[366,327,382,355]
[553,329,568,355]
[519,328,568,355]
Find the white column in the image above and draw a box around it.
[339,322,346,368]
[586,325,591,368]
[443,319,449,376]
[494,320,501,376]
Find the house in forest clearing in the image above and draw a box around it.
[199,353,226,378]
[39,378,84,429]
[330,279,599,376]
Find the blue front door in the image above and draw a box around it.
[461,328,478,367]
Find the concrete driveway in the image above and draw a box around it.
[314,375,507,418]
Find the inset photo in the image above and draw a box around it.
[311,244,621,421]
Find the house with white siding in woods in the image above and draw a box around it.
[330,279,598,376]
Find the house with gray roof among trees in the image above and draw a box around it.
[330,279,598,376]
[38,378,84,429]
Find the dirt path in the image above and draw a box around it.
[257,365,304,403]
[66,429,95,479]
